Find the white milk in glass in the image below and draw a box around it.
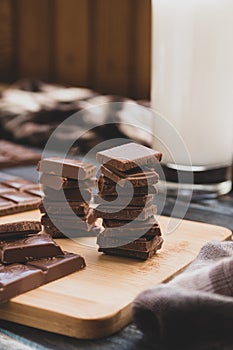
[151,0,233,196]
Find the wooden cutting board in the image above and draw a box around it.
[0,210,231,339]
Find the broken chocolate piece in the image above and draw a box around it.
[37,157,96,180]
[96,143,162,171]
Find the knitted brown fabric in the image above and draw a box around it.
[133,241,233,349]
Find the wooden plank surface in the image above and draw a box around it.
[0,210,231,339]
[0,0,15,81]
[16,0,52,80]
[54,0,90,87]
[92,0,132,96]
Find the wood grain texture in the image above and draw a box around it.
[0,0,152,98]
[131,0,151,99]
[54,0,90,87]
[16,0,52,80]
[92,0,132,96]
[0,0,15,81]
[0,210,230,339]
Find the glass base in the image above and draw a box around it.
[158,179,232,199]
[158,163,232,199]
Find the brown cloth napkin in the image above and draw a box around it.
[133,241,233,350]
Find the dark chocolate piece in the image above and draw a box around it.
[37,157,96,180]
[96,143,162,171]
[39,201,89,216]
[40,173,96,191]
[0,264,43,304]
[0,233,64,264]
[42,215,100,238]
[100,165,159,188]
[27,252,86,283]
[89,204,157,221]
[94,194,155,207]
[97,232,162,250]
[103,216,159,228]
[0,252,85,303]
[98,235,164,260]
[102,222,161,239]
[0,221,41,235]
[98,175,158,196]
[43,187,92,203]
[0,140,41,169]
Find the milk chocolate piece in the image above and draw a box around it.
[27,252,86,283]
[43,187,92,202]
[23,184,44,198]
[42,215,92,231]
[0,252,85,303]
[94,194,154,207]
[40,201,89,216]
[0,264,43,303]
[0,184,14,194]
[40,173,96,190]
[0,221,42,239]
[100,165,159,188]
[0,177,43,216]
[98,175,158,196]
[0,191,41,215]
[0,233,64,264]
[2,178,35,191]
[90,204,157,221]
[0,140,41,169]
[99,235,164,260]
[96,143,162,171]
[38,157,96,180]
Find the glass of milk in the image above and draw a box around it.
[151,0,233,198]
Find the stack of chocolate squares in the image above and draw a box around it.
[0,220,85,303]
[91,143,164,260]
[38,157,99,238]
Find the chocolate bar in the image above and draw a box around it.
[0,191,42,215]
[0,177,43,216]
[43,187,92,202]
[0,221,42,239]
[96,143,162,171]
[0,252,85,303]
[100,165,159,188]
[98,236,164,260]
[40,173,96,191]
[2,178,36,191]
[38,157,96,180]
[27,252,86,283]
[0,140,41,169]
[0,233,63,264]
[39,201,89,216]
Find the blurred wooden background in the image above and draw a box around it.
[0,0,151,99]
